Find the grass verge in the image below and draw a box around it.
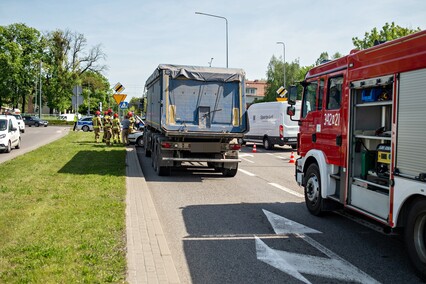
[0,131,127,283]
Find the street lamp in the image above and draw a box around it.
[195,12,228,68]
[276,42,286,88]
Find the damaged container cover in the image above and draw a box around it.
[146,64,245,87]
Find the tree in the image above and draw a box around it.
[0,23,44,112]
[78,71,111,115]
[352,22,421,49]
[262,56,307,102]
[315,51,342,66]
[43,29,107,114]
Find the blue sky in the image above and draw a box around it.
[1,0,425,101]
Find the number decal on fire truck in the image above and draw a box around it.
[324,113,340,126]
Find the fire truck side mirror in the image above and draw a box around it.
[287,105,296,117]
[288,85,298,105]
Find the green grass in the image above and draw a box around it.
[0,132,127,283]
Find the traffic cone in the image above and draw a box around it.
[289,151,295,163]
[252,144,257,153]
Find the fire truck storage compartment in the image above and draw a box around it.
[349,75,394,219]
[396,68,426,180]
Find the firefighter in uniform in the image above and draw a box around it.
[102,111,108,142]
[112,113,121,144]
[92,110,102,143]
[128,111,136,133]
[103,109,113,146]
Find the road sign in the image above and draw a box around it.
[113,94,127,104]
[276,86,287,97]
[113,82,125,93]
[73,85,82,96]
[119,101,129,109]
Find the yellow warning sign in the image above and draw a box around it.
[276,97,288,102]
[113,82,125,93]
[113,94,127,104]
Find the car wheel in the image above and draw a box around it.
[15,137,21,149]
[82,125,89,132]
[35,122,39,127]
[6,141,11,153]
[263,137,273,150]
[136,136,144,147]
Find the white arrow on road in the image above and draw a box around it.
[256,210,379,284]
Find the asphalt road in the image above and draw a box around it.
[0,125,70,164]
[136,144,423,284]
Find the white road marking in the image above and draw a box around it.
[238,169,256,176]
[241,157,254,163]
[239,153,254,158]
[256,210,379,284]
[268,183,304,198]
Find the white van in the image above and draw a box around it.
[243,101,301,149]
[0,115,21,153]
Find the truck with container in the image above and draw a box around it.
[286,30,426,280]
[143,64,248,177]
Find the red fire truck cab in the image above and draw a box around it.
[287,30,426,280]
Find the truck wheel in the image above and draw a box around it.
[155,144,170,176]
[304,163,323,216]
[263,137,273,150]
[222,164,238,177]
[404,199,426,281]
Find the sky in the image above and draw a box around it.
[1,0,425,101]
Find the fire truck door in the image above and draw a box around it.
[299,80,323,157]
[319,76,344,166]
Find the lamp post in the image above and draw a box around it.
[276,41,286,88]
[195,12,228,68]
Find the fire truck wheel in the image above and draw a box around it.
[404,198,426,281]
[304,163,323,216]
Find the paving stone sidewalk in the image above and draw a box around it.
[125,147,180,283]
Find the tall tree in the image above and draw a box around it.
[263,56,307,102]
[352,22,421,49]
[43,29,107,114]
[0,23,44,112]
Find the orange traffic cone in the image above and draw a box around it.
[289,151,295,163]
[252,144,257,153]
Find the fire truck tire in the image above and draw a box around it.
[404,198,426,281]
[304,163,323,216]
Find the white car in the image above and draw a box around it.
[0,115,21,153]
[11,114,25,133]
[128,131,144,146]
[76,116,94,132]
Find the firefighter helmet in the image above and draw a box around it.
[128,111,133,117]
[95,110,101,116]
[114,113,118,118]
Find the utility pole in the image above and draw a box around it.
[39,62,42,118]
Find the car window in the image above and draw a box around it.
[0,119,6,131]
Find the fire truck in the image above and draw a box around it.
[286,30,426,280]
